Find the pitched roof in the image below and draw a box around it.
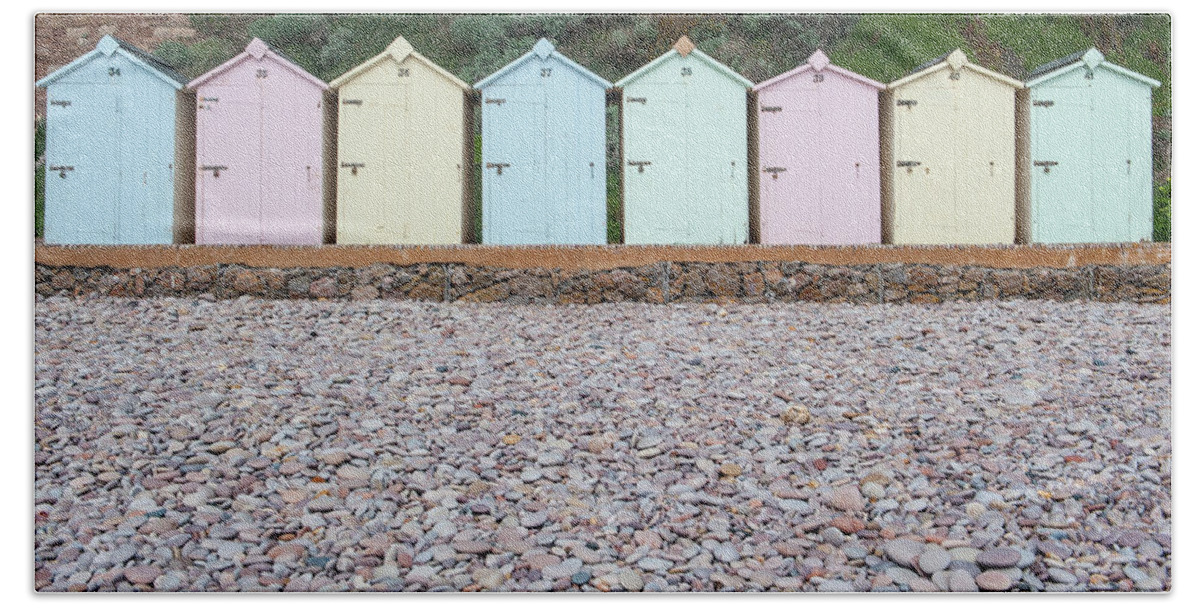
[36,34,187,90]
[888,48,1023,90]
[615,36,752,89]
[329,35,470,90]
[1025,47,1161,88]
[187,37,329,91]
[475,38,611,90]
[910,50,955,75]
[1028,49,1089,80]
[753,49,885,92]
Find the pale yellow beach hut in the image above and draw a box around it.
[330,35,472,244]
[882,49,1025,245]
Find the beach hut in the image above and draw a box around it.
[1022,48,1160,243]
[36,35,189,245]
[618,36,753,245]
[475,38,610,245]
[752,49,885,245]
[330,35,472,245]
[190,38,331,245]
[882,49,1024,245]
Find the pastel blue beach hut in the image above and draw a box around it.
[618,36,753,245]
[36,35,189,244]
[475,38,611,245]
[1022,48,1161,243]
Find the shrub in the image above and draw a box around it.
[1153,178,1170,242]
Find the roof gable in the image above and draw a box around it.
[475,38,611,90]
[889,48,1023,90]
[330,35,470,91]
[1025,47,1161,88]
[188,37,329,91]
[753,49,884,92]
[616,36,752,89]
[36,34,187,90]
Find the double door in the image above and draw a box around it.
[624,82,746,244]
[757,76,880,245]
[1030,78,1152,242]
[196,73,323,245]
[892,77,1014,244]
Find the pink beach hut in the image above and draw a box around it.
[753,50,885,245]
[190,38,331,245]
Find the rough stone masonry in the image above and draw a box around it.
[36,261,1170,305]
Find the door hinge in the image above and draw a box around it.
[1032,100,1055,107]
[760,106,782,113]
[486,162,511,175]
[896,99,918,107]
[342,99,363,106]
[897,160,921,167]
[485,98,506,105]
[201,165,228,178]
[1033,160,1059,173]
[626,97,647,104]
[49,100,71,107]
[628,160,652,173]
[762,166,786,180]
[49,165,74,178]
[341,162,365,176]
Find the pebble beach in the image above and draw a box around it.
[33,295,1171,592]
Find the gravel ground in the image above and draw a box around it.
[34,295,1171,592]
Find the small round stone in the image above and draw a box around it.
[976,571,1013,591]
[977,547,1022,569]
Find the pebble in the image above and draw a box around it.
[153,572,184,591]
[31,297,1172,592]
[976,571,1013,591]
[123,565,161,585]
[884,539,924,567]
[949,570,978,592]
[543,558,583,581]
[618,569,644,591]
[860,482,886,500]
[918,546,952,574]
[472,567,503,590]
[826,486,866,512]
[977,547,1022,569]
[1047,568,1077,585]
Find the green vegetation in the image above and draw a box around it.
[35,119,44,239]
[1154,178,1171,242]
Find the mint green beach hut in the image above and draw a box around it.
[618,37,753,245]
[1022,48,1160,243]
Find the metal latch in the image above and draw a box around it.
[341,162,365,176]
[49,165,74,178]
[628,160,652,173]
[1032,100,1055,107]
[762,166,786,180]
[626,97,647,104]
[1033,160,1059,173]
[761,106,782,113]
[49,100,71,107]
[896,99,918,107]
[485,98,506,105]
[342,99,363,106]
[201,165,228,178]
[486,162,511,175]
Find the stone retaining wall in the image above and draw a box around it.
[35,261,1170,304]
